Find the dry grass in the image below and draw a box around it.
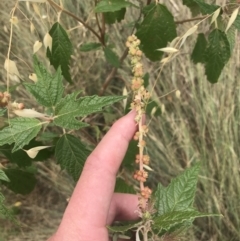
[0,0,240,240]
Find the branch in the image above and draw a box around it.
[47,0,103,44]
[175,15,208,24]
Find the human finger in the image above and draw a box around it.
[107,193,139,224]
[59,111,137,229]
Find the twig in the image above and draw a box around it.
[47,0,103,44]
[175,15,208,24]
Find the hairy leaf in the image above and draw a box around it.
[115,178,136,194]
[95,0,132,13]
[2,169,37,195]
[0,169,10,182]
[104,8,126,24]
[80,42,102,52]
[191,33,207,64]
[153,210,220,231]
[104,47,120,67]
[155,163,200,216]
[0,118,42,152]
[136,4,177,61]
[53,92,124,130]
[24,55,64,108]
[55,134,91,181]
[47,22,73,83]
[204,29,231,83]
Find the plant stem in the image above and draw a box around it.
[175,15,208,24]
[47,0,103,44]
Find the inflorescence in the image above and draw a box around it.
[126,35,152,205]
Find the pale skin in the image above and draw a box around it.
[48,111,139,241]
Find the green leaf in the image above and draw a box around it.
[191,33,207,64]
[233,15,240,30]
[155,163,200,216]
[24,55,64,108]
[1,140,53,167]
[107,222,140,233]
[55,134,91,181]
[104,47,120,67]
[136,4,177,61]
[0,192,16,223]
[226,26,236,53]
[146,99,161,117]
[193,0,219,14]
[47,22,73,83]
[95,0,132,13]
[0,169,10,182]
[115,178,136,194]
[0,108,6,117]
[2,169,37,195]
[182,0,200,16]
[153,210,221,231]
[204,29,231,83]
[79,42,102,52]
[104,8,126,24]
[53,92,125,130]
[143,72,150,88]
[122,140,138,171]
[0,118,42,152]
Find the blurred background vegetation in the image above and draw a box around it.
[0,0,240,240]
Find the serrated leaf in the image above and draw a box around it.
[153,210,221,231]
[204,29,231,83]
[55,134,91,181]
[0,169,10,182]
[115,178,136,194]
[24,55,64,108]
[95,0,132,13]
[136,4,177,61]
[0,108,6,117]
[2,169,37,195]
[104,8,126,24]
[79,42,102,52]
[53,92,124,130]
[155,163,200,216]
[107,222,140,233]
[0,118,42,152]
[191,33,207,64]
[193,0,219,14]
[104,47,120,67]
[47,22,73,83]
